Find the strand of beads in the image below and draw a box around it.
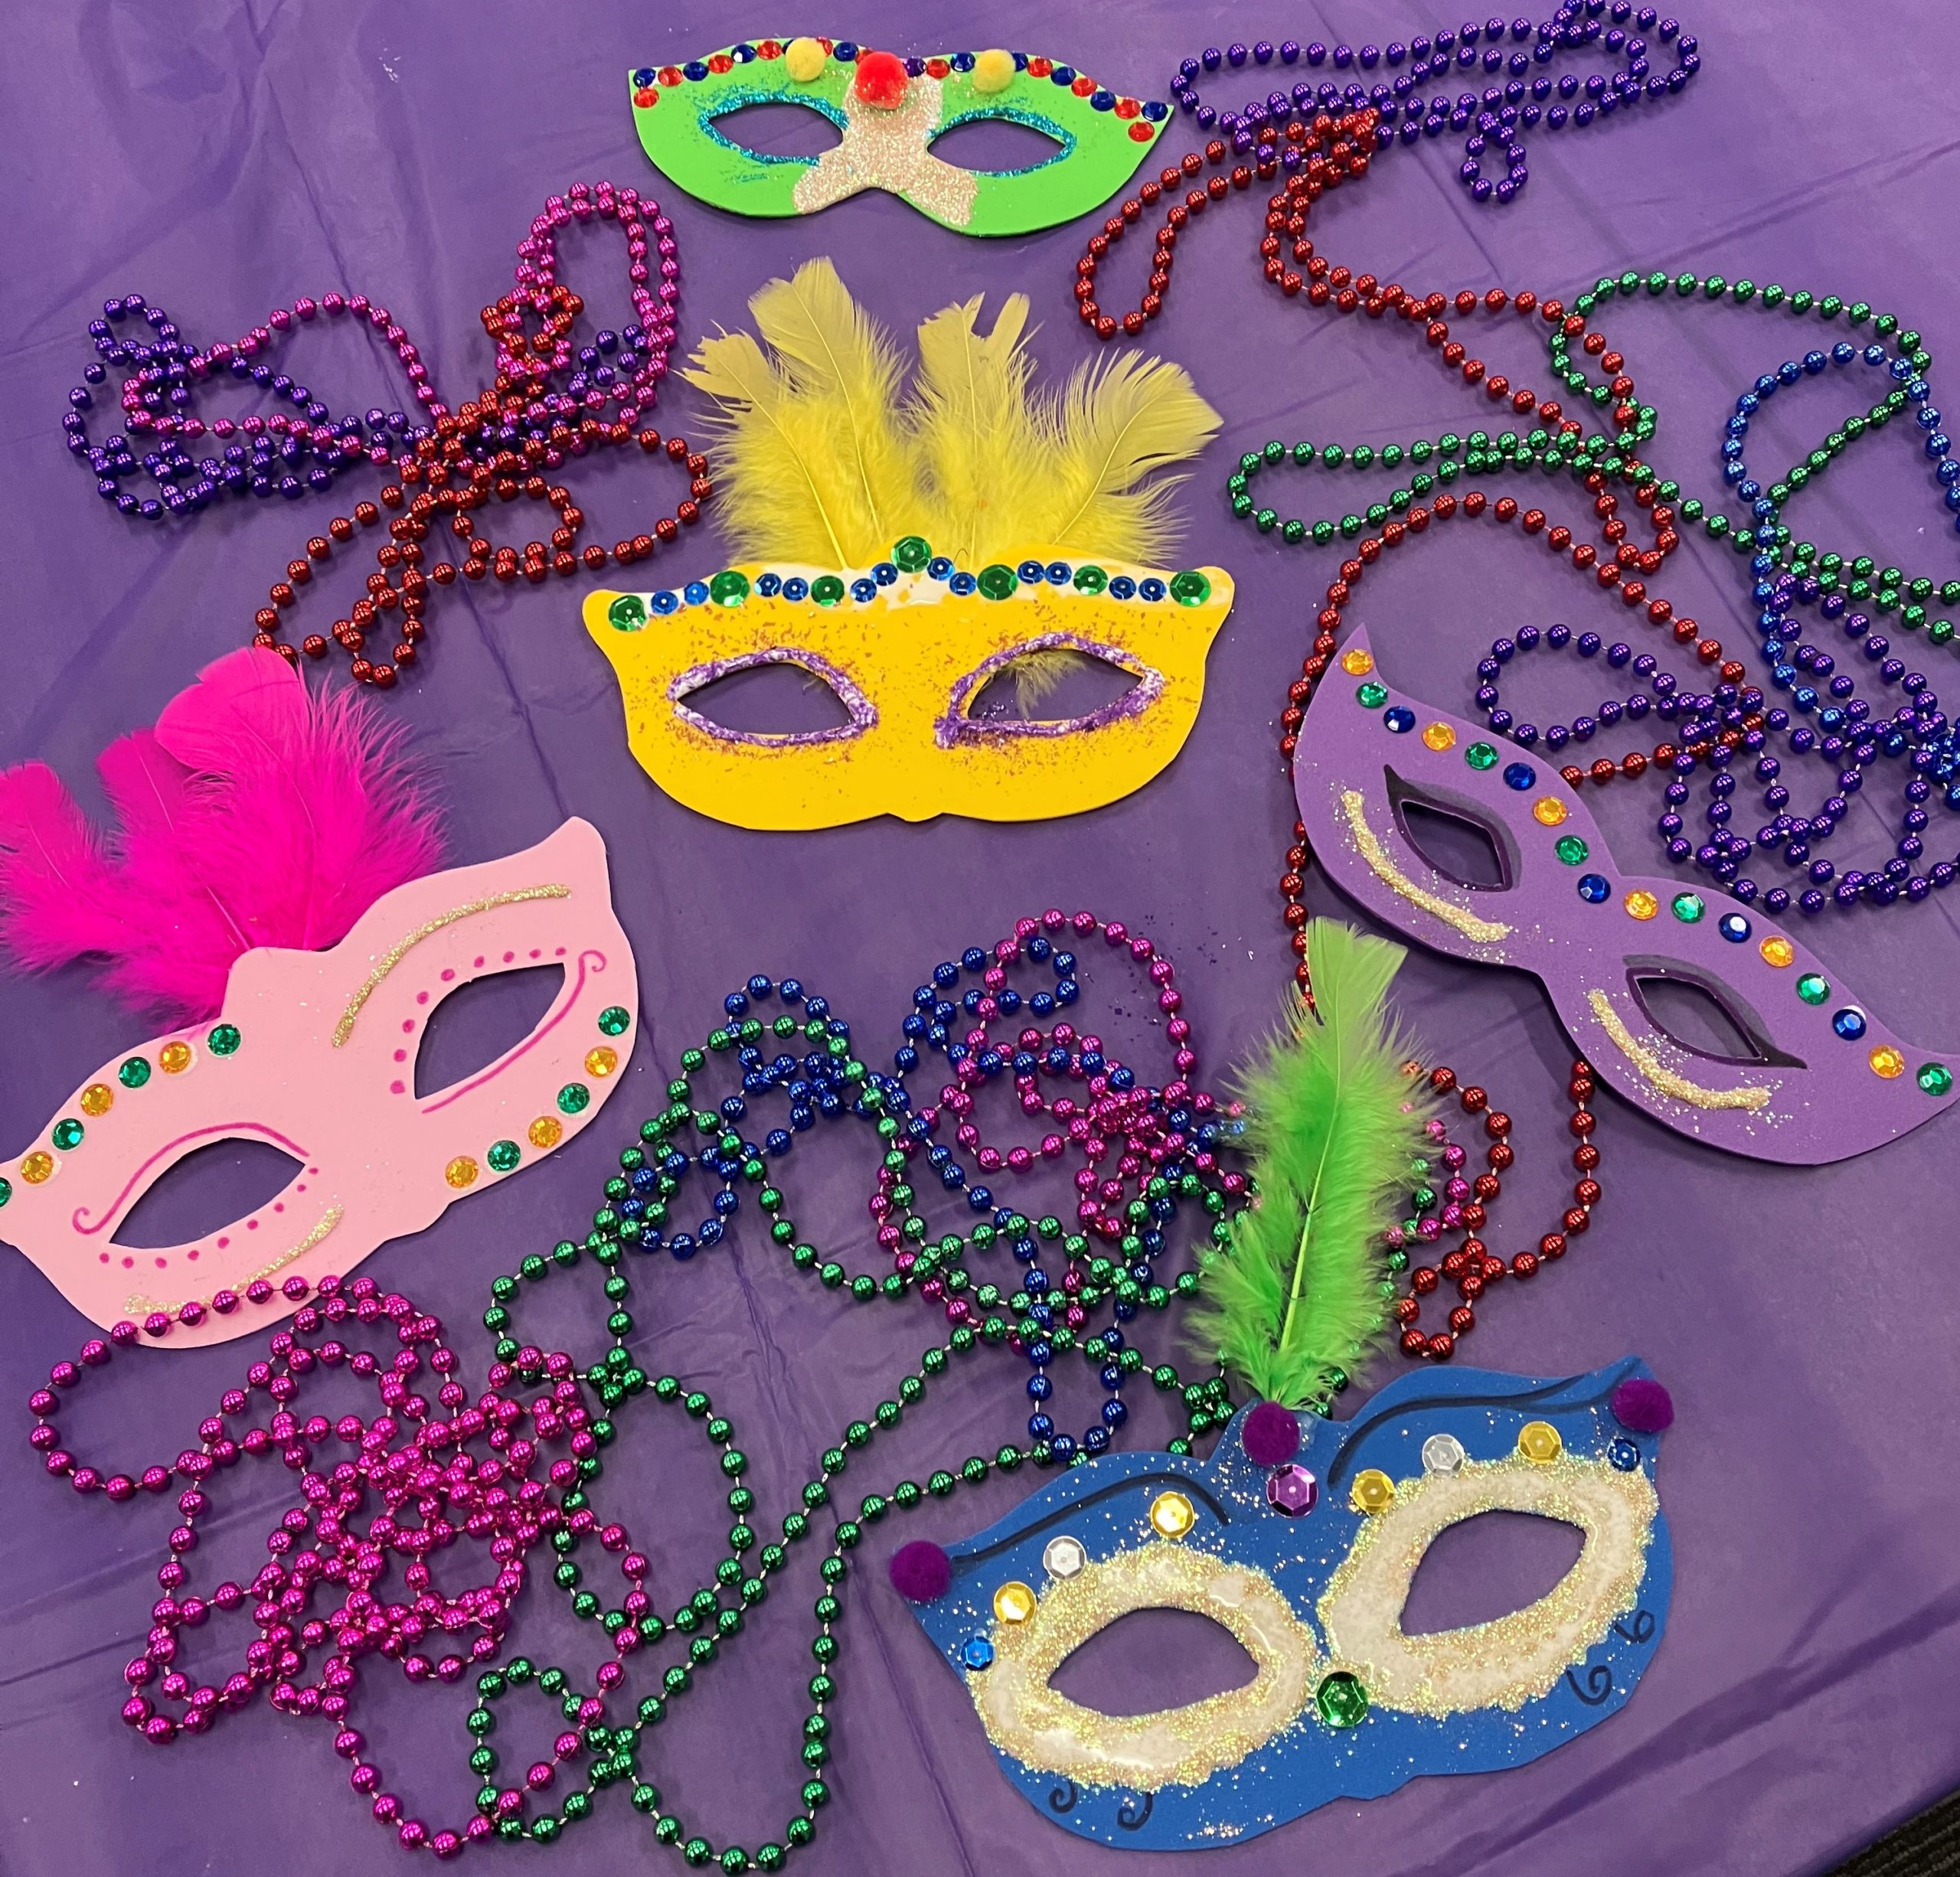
[1165,8,1699,205]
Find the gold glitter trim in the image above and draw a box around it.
[1585,988,1772,1112]
[331,886,570,1047]
[1318,1454,1657,1716]
[125,1205,343,1315]
[971,1543,1322,1793]
[1338,789,1511,945]
[792,74,978,227]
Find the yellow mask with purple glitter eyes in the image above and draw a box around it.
[583,551,1233,829]
[629,39,1170,236]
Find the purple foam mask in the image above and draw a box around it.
[1293,632,1959,1162]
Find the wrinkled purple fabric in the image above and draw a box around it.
[2,5,1957,1875]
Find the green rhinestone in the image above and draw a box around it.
[1315,1670,1370,1729]
[598,1005,632,1036]
[975,563,1018,600]
[1553,835,1589,866]
[707,570,750,606]
[51,1118,83,1151]
[1355,681,1387,708]
[1671,893,1704,923]
[1071,564,1108,593]
[1917,1063,1952,1096]
[1168,568,1212,606]
[488,1139,521,1174]
[809,574,846,606]
[207,1023,241,1056]
[1796,973,1829,1005]
[558,1082,593,1115]
[0,1177,10,1208]
[893,535,932,572]
[607,595,648,631]
[119,1056,152,1089]
[1465,742,1498,771]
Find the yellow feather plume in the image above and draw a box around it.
[684,260,1220,573]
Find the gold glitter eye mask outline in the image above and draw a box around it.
[332,885,571,1047]
[1338,788,1512,945]
[1585,987,1775,1112]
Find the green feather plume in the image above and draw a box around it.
[1188,920,1434,1410]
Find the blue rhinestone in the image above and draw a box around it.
[951,51,975,71]
[949,572,978,596]
[782,577,810,601]
[649,589,680,615]
[732,43,756,61]
[1831,1007,1868,1040]
[1383,706,1416,733]
[1502,761,1537,790]
[1091,89,1116,109]
[833,40,858,60]
[682,60,710,80]
[632,67,656,87]
[1576,873,1611,903]
[1051,64,1076,83]
[682,580,710,606]
[1609,1438,1641,1471]
[1718,912,1751,942]
[1138,576,1168,601]
[1142,99,1169,120]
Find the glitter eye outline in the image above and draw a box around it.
[1383,766,1522,893]
[942,634,1164,743]
[699,90,849,167]
[1622,956,1806,1070]
[927,106,1076,178]
[669,646,877,748]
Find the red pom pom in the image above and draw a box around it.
[889,1540,951,1603]
[854,49,910,109]
[1242,1401,1301,1467]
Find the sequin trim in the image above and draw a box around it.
[1584,987,1773,1112]
[1338,788,1512,945]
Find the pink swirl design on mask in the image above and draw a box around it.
[420,948,611,1115]
[70,1122,315,1236]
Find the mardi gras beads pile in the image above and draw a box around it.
[26,915,1283,1868]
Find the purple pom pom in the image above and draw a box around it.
[1611,1377,1674,1434]
[889,1539,952,1604]
[1242,1401,1302,1467]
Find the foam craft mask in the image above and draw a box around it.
[0,820,636,1346]
[585,555,1231,828]
[1292,632,1960,1160]
[629,41,1169,236]
[906,1358,1671,1848]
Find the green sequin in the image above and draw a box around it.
[598,1006,632,1036]
[892,535,932,572]
[207,1023,241,1056]
[1796,972,1829,1005]
[1315,1670,1370,1728]
[1465,742,1498,770]
[975,563,1018,600]
[1356,681,1387,708]
[1554,835,1589,865]
[608,595,648,631]
[809,575,845,607]
[51,1118,83,1151]
[488,1140,522,1174]
[558,1083,593,1115]
[119,1056,152,1089]
[1071,564,1108,593]
[707,570,750,606]
[1168,569,1212,606]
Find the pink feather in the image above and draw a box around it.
[0,649,441,1023]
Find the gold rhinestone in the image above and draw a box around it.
[584,1046,619,1079]
[1759,935,1795,968]
[1350,1469,1396,1513]
[1532,796,1568,827]
[444,1156,480,1190]
[1421,721,1456,752]
[1340,648,1375,676]
[79,1082,115,1117]
[1517,1421,1563,1464]
[1623,890,1659,922]
[992,1580,1037,1625]
[528,1115,564,1150]
[19,1151,55,1185]
[1869,1045,1906,1080]
[1149,1490,1195,1539]
[158,1040,194,1074]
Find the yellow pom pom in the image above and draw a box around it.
[972,47,1015,93]
[785,35,827,82]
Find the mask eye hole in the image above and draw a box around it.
[1627,963,1800,1067]
[111,1140,305,1249]
[966,651,1141,724]
[674,652,871,745]
[1400,1510,1586,1635]
[415,964,566,1098]
[1385,768,1517,890]
[707,100,844,160]
[929,114,1071,175]
[1047,1608,1258,1717]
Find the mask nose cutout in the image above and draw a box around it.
[929,116,1071,174]
[1047,1608,1259,1717]
[109,1138,307,1249]
[707,100,844,159]
[1400,1510,1587,1635]
[965,650,1141,723]
[413,964,567,1098]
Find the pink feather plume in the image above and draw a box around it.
[0,649,442,1023]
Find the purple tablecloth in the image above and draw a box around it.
[3,4,1957,1873]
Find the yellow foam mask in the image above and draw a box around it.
[584,549,1232,828]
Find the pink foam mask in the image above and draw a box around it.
[0,819,636,1345]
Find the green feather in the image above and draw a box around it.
[1188,919,1434,1410]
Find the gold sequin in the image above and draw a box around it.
[1338,789,1512,945]
[992,1581,1037,1625]
[1318,1454,1658,1716]
[1532,797,1568,827]
[1422,721,1456,752]
[79,1083,114,1117]
[19,1151,55,1185]
[158,1040,194,1074]
[1340,648,1375,676]
[1759,935,1795,968]
[1585,988,1773,1112]
[332,885,572,1047]
[969,1544,1321,1792]
[528,1115,564,1151]
[792,74,978,227]
[1623,890,1659,921]
[445,1156,480,1190]
[1351,1468,1396,1513]
[1517,1421,1563,1463]
[1043,1536,1086,1579]
[1149,1490,1195,1539]
[1870,1045,1906,1079]
[585,1046,619,1079]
